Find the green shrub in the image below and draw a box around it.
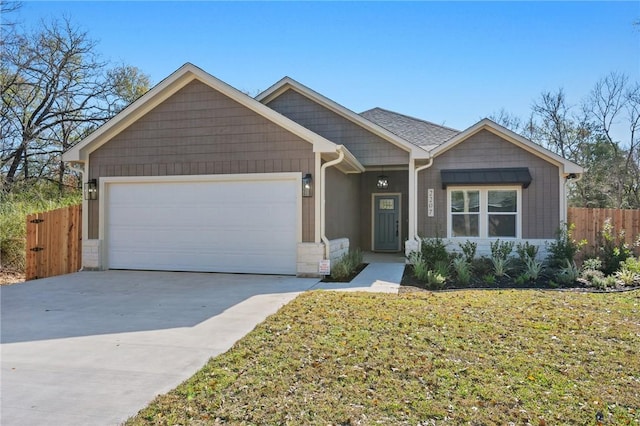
[412,264,430,282]
[581,268,604,283]
[488,240,514,278]
[330,249,363,281]
[591,275,617,290]
[490,239,514,261]
[613,257,640,286]
[471,257,492,277]
[522,254,543,281]
[619,256,640,274]
[408,250,448,289]
[452,257,472,285]
[329,259,352,281]
[598,218,632,275]
[458,240,477,263]
[424,270,446,290]
[433,260,450,278]
[407,250,422,266]
[516,241,539,263]
[514,274,528,286]
[420,237,449,269]
[348,248,363,267]
[0,204,28,270]
[408,251,430,282]
[581,257,603,272]
[491,257,511,278]
[555,259,580,285]
[482,274,496,285]
[546,223,586,269]
[614,268,638,286]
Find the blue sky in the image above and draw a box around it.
[14,1,640,133]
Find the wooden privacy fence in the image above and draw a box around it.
[26,204,82,280]
[568,207,640,255]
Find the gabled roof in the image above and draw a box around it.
[432,118,584,176]
[256,77,430,160]
[360,107,459,151]
[62,63,361,171]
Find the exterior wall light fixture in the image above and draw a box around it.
[302,174,313,197]
[377,174,389,190]
[85,179,98,200]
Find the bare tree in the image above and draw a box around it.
[489,108,536,141]
[586,72,640,207]
[489,72,640,208]
[529,89,595,161]
[0,17,150,192]
[0,1,22,32]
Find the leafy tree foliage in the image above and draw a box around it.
[0,13,150,193]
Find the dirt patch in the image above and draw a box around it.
[0,269,25,286]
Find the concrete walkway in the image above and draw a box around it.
[0,263,404,426]
[313,262,404,293]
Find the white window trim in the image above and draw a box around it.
[446,185,522,239]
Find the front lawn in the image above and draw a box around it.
[127,290,639,425]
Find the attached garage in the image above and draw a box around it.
[103,174,300,275]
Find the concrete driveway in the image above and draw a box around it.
[0,271,320,426]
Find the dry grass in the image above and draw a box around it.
[127,290,640,425]
[0,269,25,285]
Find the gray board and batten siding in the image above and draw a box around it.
[265,89,409,167]
[266,87,412,252]
[325,167,361,248]
[418,129,560,240]
[88,80,316,242]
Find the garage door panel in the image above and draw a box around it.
[106,177,298,274]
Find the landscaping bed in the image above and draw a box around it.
[320,249,366,283]
[402,224,640,294]
[400,264,594,293]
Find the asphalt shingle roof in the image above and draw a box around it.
[360,107,460,151]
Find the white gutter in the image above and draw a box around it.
[68,162,88,240]
[320,147,345,259]
[412,158,434,241]
[562,171,583,224]
[68,162,88,270]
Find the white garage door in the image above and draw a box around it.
[106,176,298,274]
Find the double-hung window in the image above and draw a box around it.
[448,187,520,238]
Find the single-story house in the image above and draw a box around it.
[63,63,583,276]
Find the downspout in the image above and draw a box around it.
[413,157,433,241]
[320,147,345,259]
[68,162,87,271]
[563,172,583,224]
[68,162,87,233]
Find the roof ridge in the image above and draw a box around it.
[362,107,460,133]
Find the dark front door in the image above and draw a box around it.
[373,194,400,251]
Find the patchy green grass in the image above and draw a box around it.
[127,290,640,425]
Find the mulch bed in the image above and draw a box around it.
[399,265,639,294]
[321,263,368,283]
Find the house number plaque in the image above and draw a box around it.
[427,189,434,217]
